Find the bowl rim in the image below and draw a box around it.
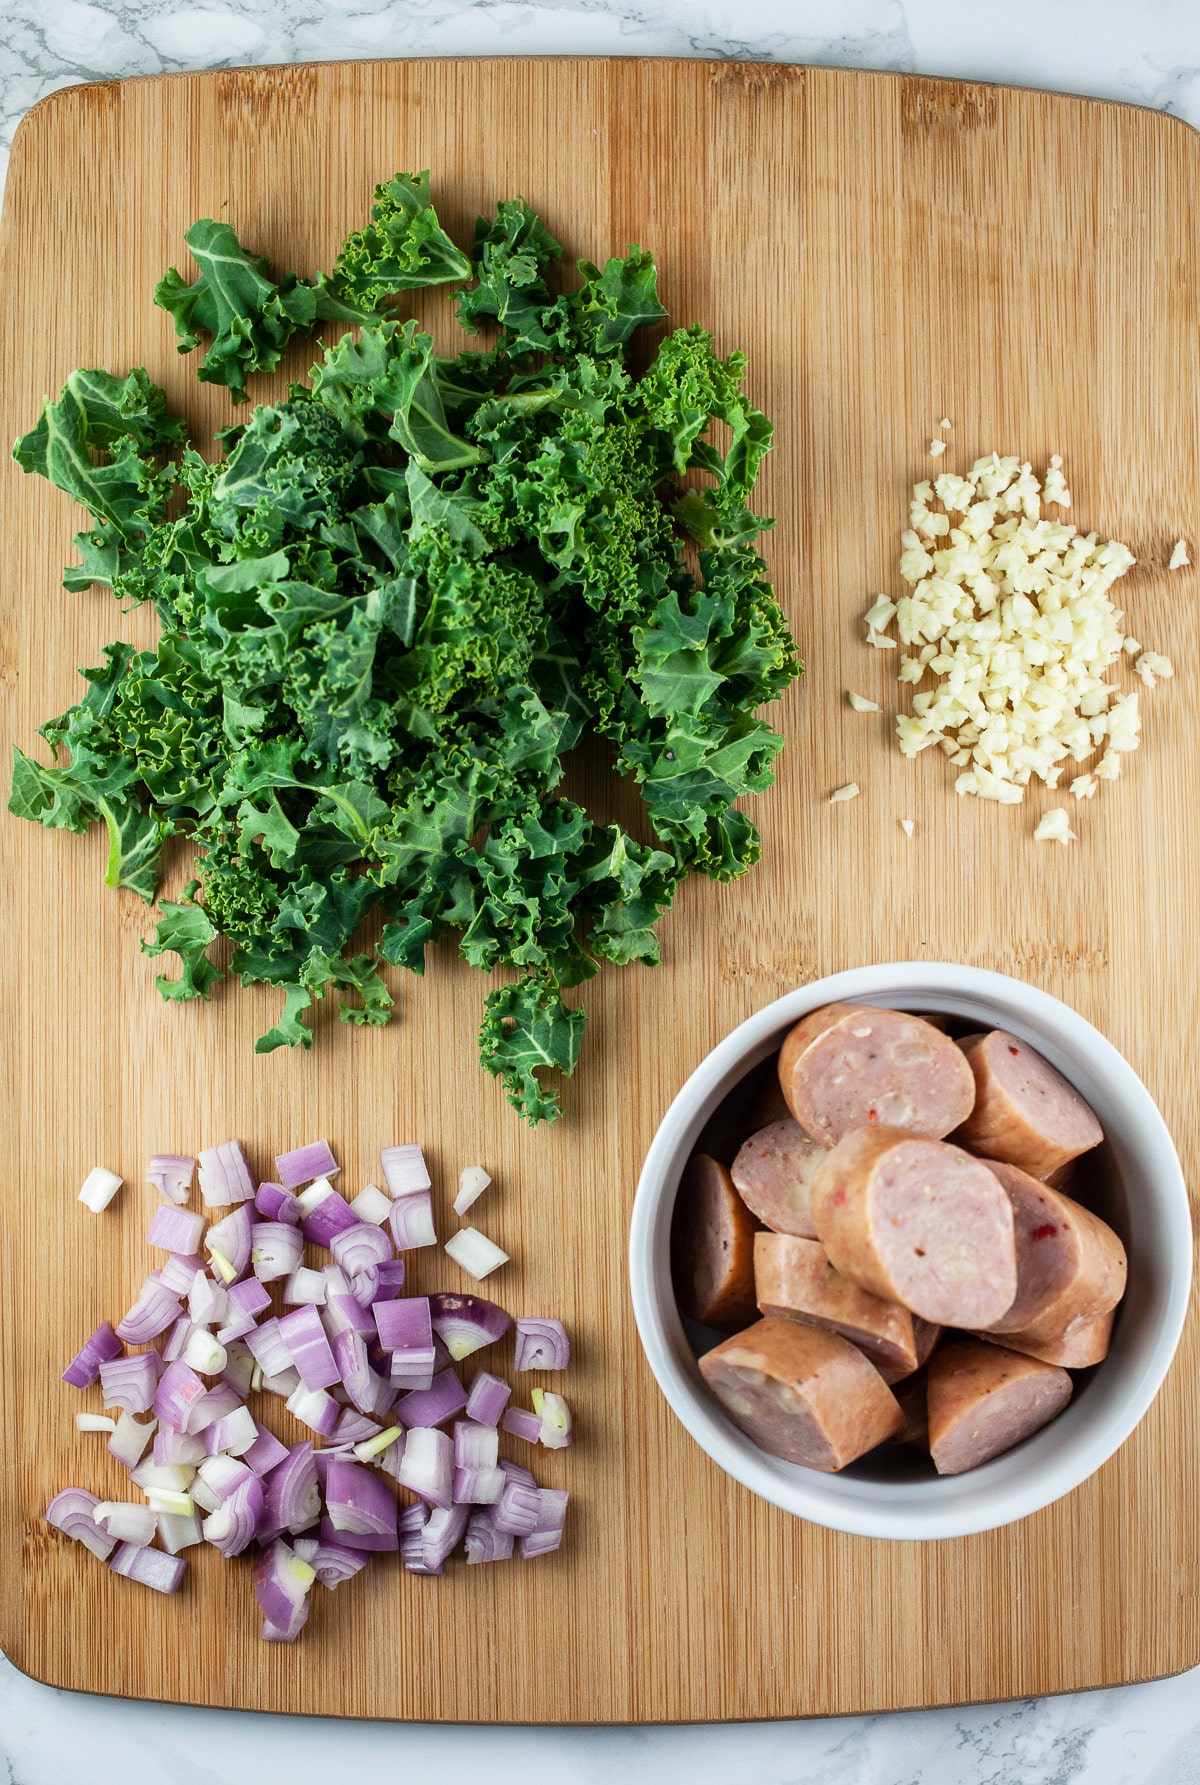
[628,961,1194,1540]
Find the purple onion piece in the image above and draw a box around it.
[493,1477,542,1538]
[228,1278,271,1320]
[153,1427,205,1467]
[319,1515,398,1553]
[379,1143,430,1197]
[464,1507,514,1564]
[347,1265,379,1309]
[388,1190,436,1251]
[261,1443,320,1541]
[147,1154,196,1205]
[373,1259,406,1300]
[116,1280,182,1345]
[398,1504,441,1575]
[251,1220,304,1284]
[324,1293,376,1340]
[188,1274,228,1329]
[204,1405,257,1456]
[158,1253,206,1295]
[278,1305,340,1392]
[207,1204,253,1279]
[154,1359,209,1433]
[310,1540,370,1588]
[146,1204,207,1256]
[202,1475,264,1558]
[499,1457,537,1489]
[197,1140,254,1207]
[501,1407,542,1445]
[397,1426,453,1509]
[109,1542,187,1593]
[396,1368,468,1432]
[190,1381,242,1428]
[428,1293,512,1362]
[244,1317,292,1378]
[331,1329,376,1415]
[324,1458,398,1541]
[454,1419,500,1470]
[301,1190,358,1249]
[275,1140,338,1190]
[45,1488,116,1561]
[243,1421,290,1478]
[255,1182,302,1224]
[253,1539,315,1637]
[464,1371,511,1428]
[332,1407,379,1447]
[513,1317,570,1373]
[286,1383,341,1439]
[374,1295,431,1353]
[163,1316,195,1364]
[453,1465,506,1505]
[331,1221,393,1278]
[99,1351,161,1415]
[422,1503,469,1571]
[519,1489,569,1559]
[61,1328,123,1392]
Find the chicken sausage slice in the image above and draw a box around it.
[979,1159,1126,1337]
[955,1031,1103,1178]
[671,1154,758,1329]
[731,1119,826,1239]
[753,1231,918,1377]
[778,1003,976,1147]
[974,1308,1115,1368]
[809,1126,1018,1328]
[699,1318,903,1470]
[926,1339,1073,1474]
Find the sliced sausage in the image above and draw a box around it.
[731,1120,825,1239]
[926,1339,1073,1474]
[979,1159,1126,1337]
[778,1003,976,1146]
[754,1232,918,1377]
[889,1372,929,1448]
[809,1126,1017,1328]
[955,1031,1103,1178]
[975,1309,1114,1369]
[912,1317,942,1368]
[671,1154,758,1329]
[698,1318,903,1470]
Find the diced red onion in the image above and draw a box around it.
[431,1334,453,1372]
[301,1189,358,1248]
[109,1542,187,1593]
[388,1190,436,1251]
[330,1329,376,1415]
[374,1295,431,1354]
[349,1184,391,1225]
[253,1539,315,1638]
[108,1411,157,1467]
[202,1474,264,1558]
[275,1140,339,1189]
[422,1503,469,1570]
[453,1420,499,1470]
[158,1252,205,1295]
[332,1407,379,1448]
[399,1503,442,1575]
[116,1279,182,1344]
[187,1272,228,1327]
[244,1318,292,1378]
[514,1317,570,1373]
[464,1371,511,1428]
[163,1316,195,1363]
[429,1292,512,1361]
[76,1412,115,1433]
[493,1476,542,1538]
[192,1381,243,1429]
[197,1140,254,1207]
[147,1154,196,1205]
[251,1220,304,1283]
[243,1420,289,1478]
[206,1204,252,1280]
[375,1432,408,1482]
[318,1515,397,1553]
[380,1143,430,1197]
[254,1181,301,1223]
[396,1368,468,1431]
[324,1292,375,1340]
[153,1427,205,1467]
[45,1487,116,1561]
[146,1204,207,1255]
[278,1305,339,1391]
[352,1423,400,1464]
[501,1407,542,1445]
[261,1443,320,1541]
[533,1388,573,1449]
[519,1488,569,1559]
[99,1351,161,1414]
[464,1507,514,1563]
[154,1359,209,1434]
[453,1465,505,1505]
[158,1510,204,1553]
[324,1458,398,1544]
[204,1405,257,1456]
[94,1501,157,1546]
[397,1426,453,1508]
[373,1258,406,1300]
[260,1367,300,1398]
[331,1221,393,1277]
[286,1383,341,1438]
[62,1321,123,1389]
[283,1266,327,1306]
[78,1166,123,1214]
[347,1265,381,1308]
[453,1164,492,1217]
[310,1539,369,1588]
[229,1279,271,1321]
[296,1179,334,1218]
[500,1457,537,1488]
[444,1226,508,1280]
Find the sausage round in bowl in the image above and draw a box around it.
[628,962,1191,1539]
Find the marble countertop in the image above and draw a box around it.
[2,2,1198,1780]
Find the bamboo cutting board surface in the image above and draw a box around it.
[1,58,1198,1723]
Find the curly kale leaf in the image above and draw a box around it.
[332,171,472,308]
[478,971,586,1124]
[155,219,370,403]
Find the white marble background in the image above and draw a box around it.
[2,1,1199,1779]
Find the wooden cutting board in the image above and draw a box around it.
[1,58,1197,1723]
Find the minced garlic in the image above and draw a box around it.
[829,783,860,804]
[865,453,1174,815]
[847,691,880,712]
[1169,539,1190,569]
[1034,808,1077,844]
[899,818,915,838]
[1135,651,1175,688]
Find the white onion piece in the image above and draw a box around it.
[350,1185,391,1225]
[453,1166,491,1217]
[94,1501,157,1544]
[75,1413,116,1433]
[282,1267,327,1306]
[108,1412,156,1468]
[78,1167,122,1214]
[380,1144,430,1197]
[183,1331,227,1376]
[158,1510,204,1553]
[444,1227,509,1281]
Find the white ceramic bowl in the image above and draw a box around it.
[629,962,1192,1540]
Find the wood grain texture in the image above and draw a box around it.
[1,58,1198,1723]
